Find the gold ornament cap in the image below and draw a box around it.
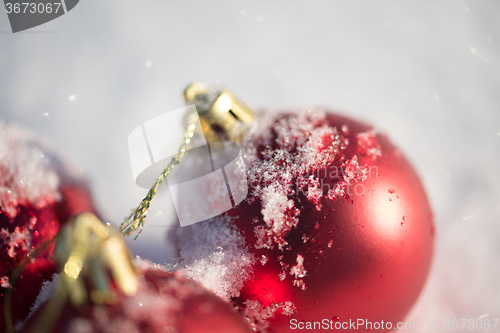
[183,82,255,143]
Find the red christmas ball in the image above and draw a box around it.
[21,267,252,333]
[224,110,434,332]
[0,123,96,329]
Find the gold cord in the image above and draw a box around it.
[120,112,198,239]
[121,83,255,239]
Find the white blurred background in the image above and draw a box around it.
[1,1,499,331]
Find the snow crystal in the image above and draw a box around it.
[341,124,349,134]
[327,183,346,201]
[0,122,62,218]
[342,155,368,184]
[172,215,255,301]
[356,130,382,158]
[302,234,309,243]
[254,225,274,250]
[259,186,299,250]
[280,301,297,316]
[289,254,307,279]
[240,110,369,253]
[0,226,31,258]
[292,279,307,291]
[133,256,170,273]
[242,299,297,332]
[0,275,11,288]
[24,273,60,325]
[289,254,308,290]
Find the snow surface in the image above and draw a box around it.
[1,1,500,331]
[0,122,61,218]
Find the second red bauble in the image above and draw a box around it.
[0,123,96,329]
[226,110,434,332]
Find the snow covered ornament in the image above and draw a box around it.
[226,110,434,332]
[0,122,96,330]
[170,108,433,332]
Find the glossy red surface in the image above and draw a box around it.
[230,112,434,332]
